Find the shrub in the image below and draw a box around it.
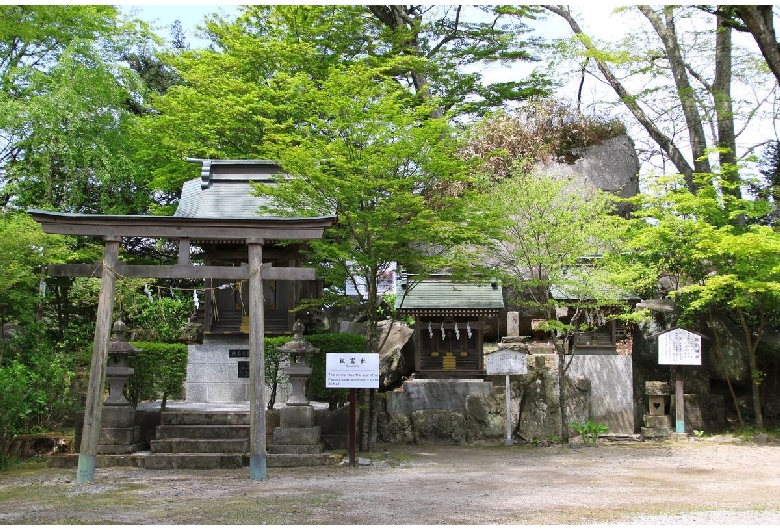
[129,297,190,343]
[0,362,32,468]
[265,335,291,410]
[128,342,188,409]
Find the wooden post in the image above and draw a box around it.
[504,374,513,446]
[675,365,685,433]
[76,236,120,484]
[349,388,356,467]
[247,239,267,480]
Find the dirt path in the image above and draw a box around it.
[2,439,780,525]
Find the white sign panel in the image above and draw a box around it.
[485,349,528,376]
[658,328,702,366]
[326,352,380,388]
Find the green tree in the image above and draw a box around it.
[616,173,780,428]
[254,63,482,449]
[0,5,155,213]
[133,5,551,210]
[468,168,624,442]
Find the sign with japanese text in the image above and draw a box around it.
[326,352,380,388]
[485,349,528,375]
[658,328,702,366]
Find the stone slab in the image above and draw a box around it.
[567,355,634,434]
[273,426,320,445]
[98,442,146,455]
[385,379,494,415]
[280,405,314,428]
[267,443,325,455]
[670,393,726,432]
[101,405,136,428]
[643,414,672,429]
[99,426,141,445]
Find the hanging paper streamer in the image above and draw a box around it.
[441,322,445,340]
[454,322,459,340]
[170,287,178,299]
[428,321,433,339]
[467,321,472,339]
[143,284,153,303]
[193,290,200,310]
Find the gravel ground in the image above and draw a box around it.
[1,437,779,525]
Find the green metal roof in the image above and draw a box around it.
[395,275,504,316]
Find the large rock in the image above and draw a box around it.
[337,319,414,388]
[539,135,640,202]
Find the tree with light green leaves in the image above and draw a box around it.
[253,62,482,450]
[0,5,158,214]
[467,167,626,442]
[615,172,780,428]
[132,4,551,212]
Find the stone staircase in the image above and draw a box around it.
[143,410,338,470]
[145,411,250,470]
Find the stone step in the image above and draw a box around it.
[160,411,250,426]
[156,424,250,440]
[267,443,325,455]
[151,438,248,454]
[144,453,244,470]
[267,453,339,468]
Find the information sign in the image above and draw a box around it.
[658,328,702,366]
[485,348,528,375]
[326,352,380,388]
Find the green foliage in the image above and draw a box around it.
[0,323,77,468]
[265,335,291,410]
[571,420,608,443]
[0,361,32,469]
[306,333,367,408]
[128,297,190,343]
[1,5,155,214]
[469,168,625,329]
[0,213,68,330]
[128,342,188,409]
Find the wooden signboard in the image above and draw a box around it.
[658,328,702,366]
[484,348,527,446]
[485,348,528,375]
[325,353,380,389]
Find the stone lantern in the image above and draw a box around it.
[268,320,324,456]
[100,320,143,453]
[277,320,317,407]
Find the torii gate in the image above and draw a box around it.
[29,209,334,483]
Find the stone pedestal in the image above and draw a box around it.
[642,381,672,439]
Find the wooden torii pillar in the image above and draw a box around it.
[29,210,334,483]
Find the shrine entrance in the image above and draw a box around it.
[30,159,335,483]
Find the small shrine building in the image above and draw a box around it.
[395,273,504,378]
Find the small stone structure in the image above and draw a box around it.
[97,321,144,454]
[642,381,672,438]
[267,321,327,459]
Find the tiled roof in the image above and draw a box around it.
[395,275,504,316]
[174,159,283,219]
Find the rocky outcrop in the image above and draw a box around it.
[540,134,640,199]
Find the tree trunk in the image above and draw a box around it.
[737,307,764,428]
[638,6,712,177]
[544,5,698,191]
[713,13,739,190]
[708,311,742,426]
[737,6,780,88]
